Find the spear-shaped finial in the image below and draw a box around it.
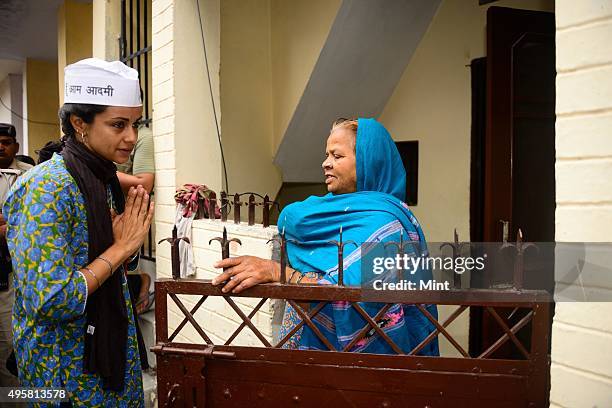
[209,227,242,265]
[440,228,469,289]
[328,225,357,286]
[267,225,287,283]
[158,225,191,279]
[500,228,537,290]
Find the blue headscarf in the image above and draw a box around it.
[278,118,438,355]
[357,118,407,201]
[279,118,426,285]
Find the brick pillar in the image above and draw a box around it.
[551,1,612,406]
[152,0,176,278]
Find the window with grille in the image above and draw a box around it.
[120,0,155,262]
[120,0,152,127]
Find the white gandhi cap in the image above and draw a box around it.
[64,58,142,107]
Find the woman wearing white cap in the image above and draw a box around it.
[3,58,154,406]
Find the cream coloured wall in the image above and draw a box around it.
[220,0,279,197]
[0,77,12,126]
[25,59,60,157]
[151,0,176,277]
[270,0,341,153]
[154,0,341,242]
[218,0,340,199]
[379,0,553,243]
[0,70,25,149]
[92,0,122,60]
[0,60,24,137]
[378,0,554,358]
[9,74,23,150]
[152,0,337,327]
[151,0,222,277]
[551,0,612,406]
[57,0,93,105]
[174,0,221,190]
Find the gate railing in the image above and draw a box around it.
[154,226,552,406]
[154,280,551,356]
[153,280,552,406]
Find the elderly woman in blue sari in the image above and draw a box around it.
[213,118,438,355]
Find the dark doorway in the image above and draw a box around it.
[396,141,419,206]
[482,6,556,244]
[469,6,556,360]
[470,57,487,244]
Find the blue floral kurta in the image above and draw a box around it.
[4,154,144,407]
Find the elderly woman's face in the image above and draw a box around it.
[80,106,142,164]
[322,127,357,195]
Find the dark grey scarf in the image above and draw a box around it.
[62,138,128,391]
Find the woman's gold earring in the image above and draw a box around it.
[79,131,87,144]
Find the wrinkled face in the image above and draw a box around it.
[0,135,19,168]
[322,127,357,195]
[73,106,143,164]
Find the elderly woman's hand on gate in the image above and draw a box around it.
[212,256,280,293]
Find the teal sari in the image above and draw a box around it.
[278,118,438,355]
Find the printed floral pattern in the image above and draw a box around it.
[4,154,144,407]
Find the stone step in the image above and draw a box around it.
[139,309,156,369]
[139,252,158,406]
[142,368,158,408]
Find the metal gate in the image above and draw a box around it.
[154,199,551,407]
[153,280,551,407]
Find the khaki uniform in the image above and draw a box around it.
[115,127,154,175]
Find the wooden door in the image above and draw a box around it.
[483,6,555,244]
[470,6,556,359]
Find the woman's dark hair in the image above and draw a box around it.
[36,140,64,164]
[15,154,36,166]
[58,103,107,139]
